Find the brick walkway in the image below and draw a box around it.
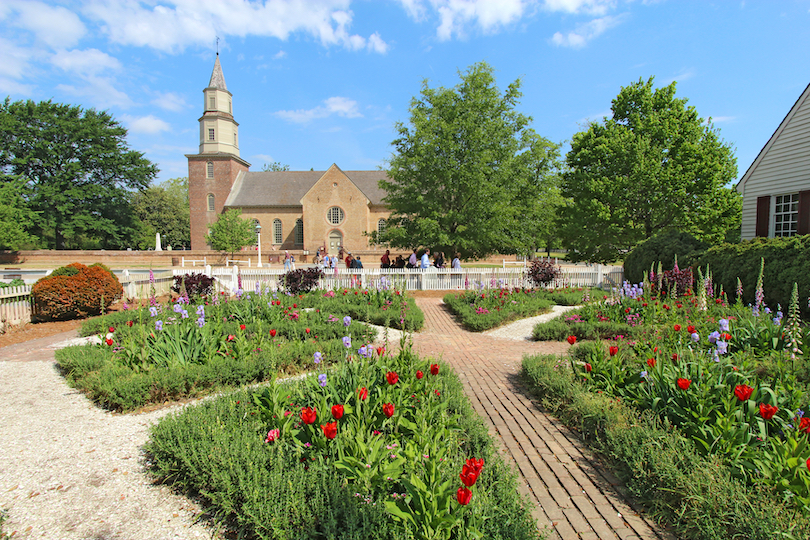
[408,298,673,540]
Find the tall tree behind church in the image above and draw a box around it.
[378,62,561,259]
[0,98,157,249]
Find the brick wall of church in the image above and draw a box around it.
[188,155,249,250]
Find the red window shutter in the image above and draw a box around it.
[798,191,810,235]
[755,196,770,237]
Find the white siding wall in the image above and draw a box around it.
[740,88,810,239]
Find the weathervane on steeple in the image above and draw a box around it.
[216,36,220,56]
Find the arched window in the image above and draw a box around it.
[377,219,386,236]
[327,206,344,225]
[207,194,215,211]
[295,218,304,245]
[207,162,214,178]
[273,218,282,244]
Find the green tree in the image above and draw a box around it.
[132,177,190,249]
[0,176,38,250]
[261,161,290,171]
[0,98,157,249]
[205,208,257,260]
[378,62,561,259]
[558,77,740,263]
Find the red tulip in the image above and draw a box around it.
[239,324,246,330]
[105,338,114,346]
[416,370,424,379]
[584,363,592,373]
[566,335,577,345]
[331,404,344,420]
[305,328,310,334]
[671,353,678,361]
[430,364,439,375]
[647,358,656,368]
[376,346,385,356]
[269,329,277,337]
[456,487,472,505]
[126,320,134,327]
[759,403,779,420]
[687,325,696,334]
[734,384,753,402]
[722,332,732,341]
[227,334,236,342]
[108,326,115,333]
[386,371,399,385]
[383,402,395,418]
[673,324,681,332]
[300,407,317,424]
[609,346,618,356]
[358,387,368,401]
[799,417,810,434]
[459,465,479,487]
[676,378,691,390]
[321,422,337,440]
[466,457,484,473]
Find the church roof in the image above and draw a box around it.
[208,54,227,90]
[225,170,390,207]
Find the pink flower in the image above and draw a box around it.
[264,429,280,443]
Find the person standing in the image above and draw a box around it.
[408,249,418,268]
[380,249,391,269]
[284,250,291,272]
[434,251,445,269]
[452,253,461,269]
[420,250,431,269]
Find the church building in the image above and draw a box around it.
[188,55,391,257]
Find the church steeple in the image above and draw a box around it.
[199,54,240,156]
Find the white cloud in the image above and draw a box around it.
[368,32,389,53]
[541,0,616,15]
[550,14,621,48]
[51,48,121,76]
[660,69,696,85]
[152,92,190,112]
[81,0,388,54]
[273,50,287,59]
[5,0,86,48]
[57,76,133,109]
[0,77,34,96]
[275,96,363,123]
[0,37,33,80]
[122,114,172,134]
[708,116,735,124]
[402,0,528,41]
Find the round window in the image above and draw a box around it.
[327,206,345,225]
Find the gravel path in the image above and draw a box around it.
[483,305,578,341]
[0,334,214,540]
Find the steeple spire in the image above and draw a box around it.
[208,54,227,91]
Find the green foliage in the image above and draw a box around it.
[558,77,740,263]
[0,98,157,249]
[132,178,190,249]
[296,288,424,332]
[442,288,557,332]
[695,235,810,317]
[0,176,38,249]
[0,278,24,288]
[205,208,257,259]
[522,354,810,540]
[379,61,562,259]
[261,161,290,171]
[624,230,709,284]
[146,352,541,540]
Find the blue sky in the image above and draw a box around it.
[1,0,809,186]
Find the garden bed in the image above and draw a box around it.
[442,287,585,332]
[522,274,810,539]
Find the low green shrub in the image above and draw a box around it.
[32,262,122,321]
[623,230,708,284]
[0,278,24,288]
[442,288,559,332]
[532,315,635,341]
[522,354,810,540]
[147,352,542,540]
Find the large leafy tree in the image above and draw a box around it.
[558,77,740,263]
[378,62,561,259]
[0,176,38,250]
[132,177,190,249]
[0,98,157,249]
[206,208,257,260]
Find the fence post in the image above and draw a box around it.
[204,264,212,278]
[232,265,239,292]
[597,264,604,288]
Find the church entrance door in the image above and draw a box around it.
[328,231,342,255]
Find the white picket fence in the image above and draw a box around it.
[176,265,624,295]
[0,265,623,326]
[0,285,33,327]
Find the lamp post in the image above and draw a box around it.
[255,222,263,268]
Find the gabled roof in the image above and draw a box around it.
[737,82,810,193]
[224,169,390,207]
[207,54,228,91]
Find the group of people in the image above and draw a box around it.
[304,247,461,271]
[381,248,461,270]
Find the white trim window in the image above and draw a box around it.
[273,219,283,244]
[327,206,345,225]
[773,193,799,237]
[207,194,215,211]
[206,161,214,178]
[295,218,304,245]
[377,218,385,236]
